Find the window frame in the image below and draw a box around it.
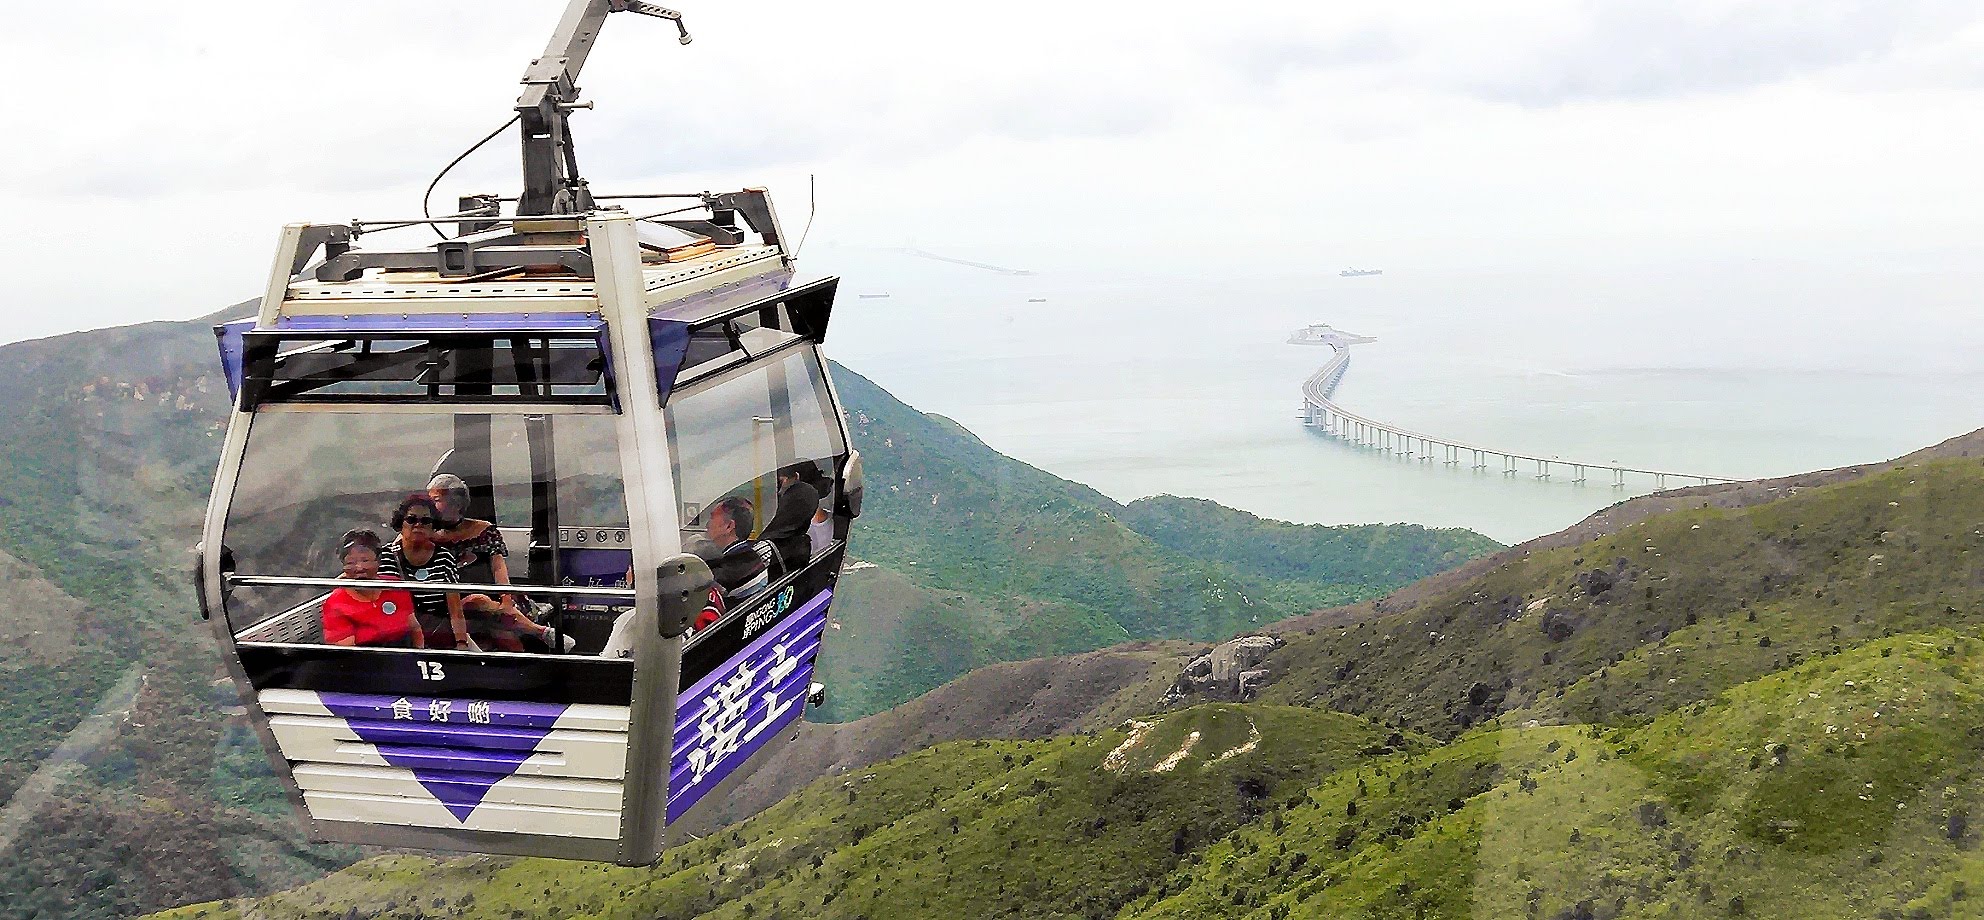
[236,328,618,409]
[216,401,634,659]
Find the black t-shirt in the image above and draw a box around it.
[378,540,461,624]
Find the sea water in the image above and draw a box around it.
[818,247,1984,544]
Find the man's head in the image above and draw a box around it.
[708,496,755,545]
[779,460,820,489]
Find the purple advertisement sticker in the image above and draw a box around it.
[666,589,832,823]
[317,693,571,820]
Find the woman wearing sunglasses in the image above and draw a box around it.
[377,494,476,651]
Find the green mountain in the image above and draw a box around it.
[0,313,1493,919]
[1246,448,1984,740]
[149,430,1984,920]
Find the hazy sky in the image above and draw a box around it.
[4,0,1982,349]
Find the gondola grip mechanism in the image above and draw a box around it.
[655,553,715,638]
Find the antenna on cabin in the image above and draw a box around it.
[516,0,694,216]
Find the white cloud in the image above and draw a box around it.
[3,0,1983,346]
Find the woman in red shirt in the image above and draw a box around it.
[322,530,423,648]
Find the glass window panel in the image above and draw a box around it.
[666,347,846,531]
[254,335,609,402]
[220,408,627,655]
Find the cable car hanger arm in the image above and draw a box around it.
[518,0,692,216]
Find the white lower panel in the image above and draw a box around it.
[294,763,625,813]
[302,789,622,839]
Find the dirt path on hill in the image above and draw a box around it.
[0,665,145,854]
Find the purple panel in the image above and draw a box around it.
[678,589,831,703]
[672,623,824,734]
[335,719,562,752]
[319,693,568,820]
[367,743,536,776]
[273,312,605,332]
[666,589,832,823]
[649,319,690,404]
[214,320,252,401]
[382,764,540,816]
[318,692,572,729]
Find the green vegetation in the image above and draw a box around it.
[162,634,1984,920]
[1117,495,1500,603]
[1253,457,1984,739]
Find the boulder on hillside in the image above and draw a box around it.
[1540,608,1584,642]
[1168,635,1285,702]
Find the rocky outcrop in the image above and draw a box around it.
[1168,635,1286,702]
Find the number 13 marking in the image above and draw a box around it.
[417,660,446,681]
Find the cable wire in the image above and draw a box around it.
[422,114,522,239]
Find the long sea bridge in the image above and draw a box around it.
[1293,325,1736,490]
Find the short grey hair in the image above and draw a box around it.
[427,473,471,515]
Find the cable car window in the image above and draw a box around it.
[220,408,630,656]
[671,317,804,386]
[241,333,611,405]
[666,347,846,527]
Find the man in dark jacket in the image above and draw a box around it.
[758,461,821,572]
[703,495,780,604]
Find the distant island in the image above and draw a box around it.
[1339,268,1383,277]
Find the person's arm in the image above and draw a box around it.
[447,592,470,647]
[488,552,520,612]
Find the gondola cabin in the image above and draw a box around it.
[195,203,862,864]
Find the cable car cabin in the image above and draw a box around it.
[194,210,863,865]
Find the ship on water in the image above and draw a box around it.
[1339,268,1383,277]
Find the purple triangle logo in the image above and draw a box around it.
[318,693,568,822]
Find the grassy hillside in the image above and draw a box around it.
[1125,634,1984,920]
[155,704,1414,920]
[162,634,1984,920]
[1247,456,1984,739]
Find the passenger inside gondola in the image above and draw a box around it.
[427,474,574,652]
[322,530,422,648]
[700,495,781,603]
[377,494,474,650]
[759,462,821,572]
[803,463,835,562]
